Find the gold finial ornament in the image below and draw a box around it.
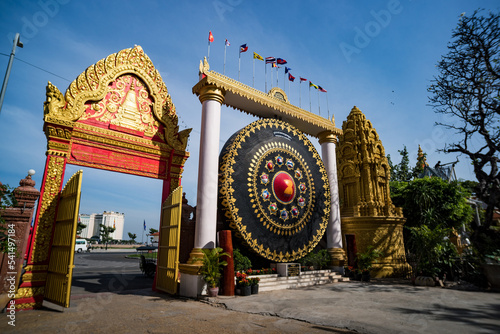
[199,57,210,76]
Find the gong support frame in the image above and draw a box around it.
[179,58,345,298]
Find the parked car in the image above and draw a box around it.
[75,239,89,253]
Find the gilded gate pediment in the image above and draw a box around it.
[43,45,190,151]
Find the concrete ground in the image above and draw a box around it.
[1,279,499,334]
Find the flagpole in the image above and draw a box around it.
[309,85,312,112]
[326,92,330,120]
[208,42,210,64]
[299,81,302,108]
[253,57,255,88]
[317,89,321,116]
[238,51,241,81]
[224,43,227,75]
[271,65,273,88]
[265,63,267,92]
[276,66,279,87]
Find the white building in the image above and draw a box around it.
[78,211,125,241]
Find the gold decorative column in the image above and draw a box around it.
[15,121,72,309]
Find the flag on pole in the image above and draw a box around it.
[272,62,277,68]
[239,44,248,80]
[309,81,318,89]
[288,73,295,81]
[113,219,116,229]
[300,77,307,82]
[208,31,214,63]
[318,86,327,93]
[276,58,287,65]
[225,38,230,46]
[285,67,292,74]
[143,220,146,231]
[265,57,276,64]
[253,52,264,61]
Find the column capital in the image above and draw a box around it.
[199,85,225,104]
[318,131,337,144]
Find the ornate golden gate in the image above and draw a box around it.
[155,186,183,294]
[16,46,191,310]
[44,170,82,308]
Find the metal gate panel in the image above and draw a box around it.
[155,186,182,294]
[44,170,83,308]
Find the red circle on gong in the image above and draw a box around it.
[272,171,296,204]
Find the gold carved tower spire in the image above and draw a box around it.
[336,106,402,218]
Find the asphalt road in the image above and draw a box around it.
[71,251,155,295]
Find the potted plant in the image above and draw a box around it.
[483,250,500,291]
[236,272,251,296]
[250,277,260,294]
[198,247,230,297]
[356,246,383,282]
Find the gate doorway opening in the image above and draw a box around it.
[65,165,163,297]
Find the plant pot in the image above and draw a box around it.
[208,287,219,297]
[251,284,259,294]
[239,286,251,296]
[483,264,500,291]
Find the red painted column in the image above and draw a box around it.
[218,230,234,296]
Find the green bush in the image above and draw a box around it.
[233,248,252,272]
[298,249,330,270]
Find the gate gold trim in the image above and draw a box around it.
[44,170,82,308]
[155,186,182,294]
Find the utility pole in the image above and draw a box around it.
[0,33,23,114]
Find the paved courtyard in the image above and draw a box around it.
[1,280,499,334]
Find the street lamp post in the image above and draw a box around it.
[0,33,23,114]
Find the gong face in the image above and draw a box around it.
[219,118,330,262]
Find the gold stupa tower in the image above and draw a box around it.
[336,106,409,277]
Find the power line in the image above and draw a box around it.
[1,52,71,82]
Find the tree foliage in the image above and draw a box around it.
[428,10,500,228]
[99,224,115,250]
[128,232,137,243]
[388,146,414,182]
[391,177,473,230]
[76,222,87,235]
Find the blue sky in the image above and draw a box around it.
[1,0,498,239]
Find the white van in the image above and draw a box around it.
[75,239,89,253]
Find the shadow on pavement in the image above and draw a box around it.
[393,301,500,333]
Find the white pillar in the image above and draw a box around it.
[319,132,345,270]
[194,86,224,249]
[179,84,224,298]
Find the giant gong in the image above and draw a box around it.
[219,118,330,262]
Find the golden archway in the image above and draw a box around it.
[16,46,191,310]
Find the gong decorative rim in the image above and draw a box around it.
[219,118,330,262]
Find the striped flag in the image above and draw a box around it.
[277,58,287,65]
[300,77,307,82]
[318,86,327,93]
[288,73,295,82]
[265,57,276,64]
[240,44,248,53]
[309,81,318,89]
